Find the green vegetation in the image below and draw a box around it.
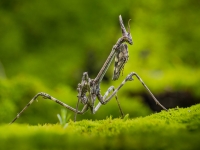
[1,104,200,149]
[0,0,200,124]
[0,1,200,149]
[57,108,71,128]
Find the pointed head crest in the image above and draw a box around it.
[119,15,133,45]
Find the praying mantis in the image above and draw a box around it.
[10,15,167,124]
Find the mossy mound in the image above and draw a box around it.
[1,103,200,150]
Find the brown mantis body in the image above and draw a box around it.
[10,15,167,124]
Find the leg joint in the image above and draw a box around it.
[125,72,135,81]
[38,92,51,99]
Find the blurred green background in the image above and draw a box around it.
[0,0,200,124]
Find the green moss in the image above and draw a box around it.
[1,103,200,149]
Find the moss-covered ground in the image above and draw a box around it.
[1,103,200,150]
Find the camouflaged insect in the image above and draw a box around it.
[9,15,167,125]
[112,43,129,80]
